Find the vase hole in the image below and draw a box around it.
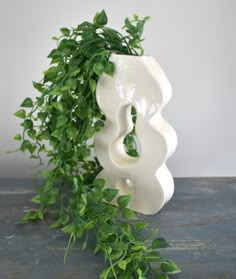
[116,178,135,196]
[123,106,141,158]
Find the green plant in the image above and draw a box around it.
[13,10,181,278]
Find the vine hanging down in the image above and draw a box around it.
[13,10,181,279]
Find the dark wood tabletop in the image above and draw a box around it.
[0,178,235,279]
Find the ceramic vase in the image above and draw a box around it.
[95,54,177,215]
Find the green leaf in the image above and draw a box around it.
[31,194,41,204]
[152,238,170,249]
[75,96,88,119]
[62,223,76,234]
[65,78,77,90]
[118,260,126,270]
[105,248,112,259]
[93,62,104,76]
[143,251,162,262]
[60,28,70,36]
[161,260,181,274]
[20,140,36,154]
[99,267,112,279]
[117,195,131,208]
[103,188,119,202]
[89,79,96,92]
[136,221,148,231]
[93,9,108,26]
[50,215,69,229]
[103,27,122,43]
[67,126,77,139]
[131,251,142,261]
[120,223,131,236]
[69,66,81,77]
[94,178,106,190]
[37,209,44,220]
[32,81,45,92]
[22,210,42,222]
[56,115,68,128]
[82,239,87,251]
[27,129,36,140]
[46,188,59,205]
[53,102,63,112]
[43,66,58,82]
[125,18,136,34]
[122,208,137,220]
[84,125,95,139]
[94,244,101,255]
[109,241,126,260]
[94,120,104,131]
[99,225,116,241]
[47,49,63,61]
[137,268,146,279]
[38,130,50,140]
[41,170,53,180]
[84,221,94,230]
[146,228,159,240]
[51,129,62,140]
[13,134,22,141]
[50,220,61,229]
[37,112,47,121]
[144,16,151,22]
[132,244,147,252]
[104,61,115,76]
[38,144,46,153]
[79,193,87,216]
[14,109,26,119]
[21,119,33,130]
[20,97,33,108]
[36,96,44,106]
[72,177,80,193]
[82,147,91,160]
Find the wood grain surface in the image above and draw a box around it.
[0,178,235,279]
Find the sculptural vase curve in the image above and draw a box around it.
[95,54,177,215]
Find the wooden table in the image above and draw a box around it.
[0,178,235,279]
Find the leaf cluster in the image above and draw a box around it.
[13,10,181,278]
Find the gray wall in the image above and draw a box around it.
[1,0,235,178]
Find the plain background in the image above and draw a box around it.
[0,0,235,178]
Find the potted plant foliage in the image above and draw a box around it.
[13,10,181,279]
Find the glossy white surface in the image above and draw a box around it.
[95,54,177,215]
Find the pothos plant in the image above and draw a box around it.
[13,10,181,279]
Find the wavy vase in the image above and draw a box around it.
[95,54,177,215]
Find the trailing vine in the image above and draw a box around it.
[13,10,181,278]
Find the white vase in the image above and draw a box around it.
[95,54,177,215]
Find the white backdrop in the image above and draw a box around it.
[0,0,235,178]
